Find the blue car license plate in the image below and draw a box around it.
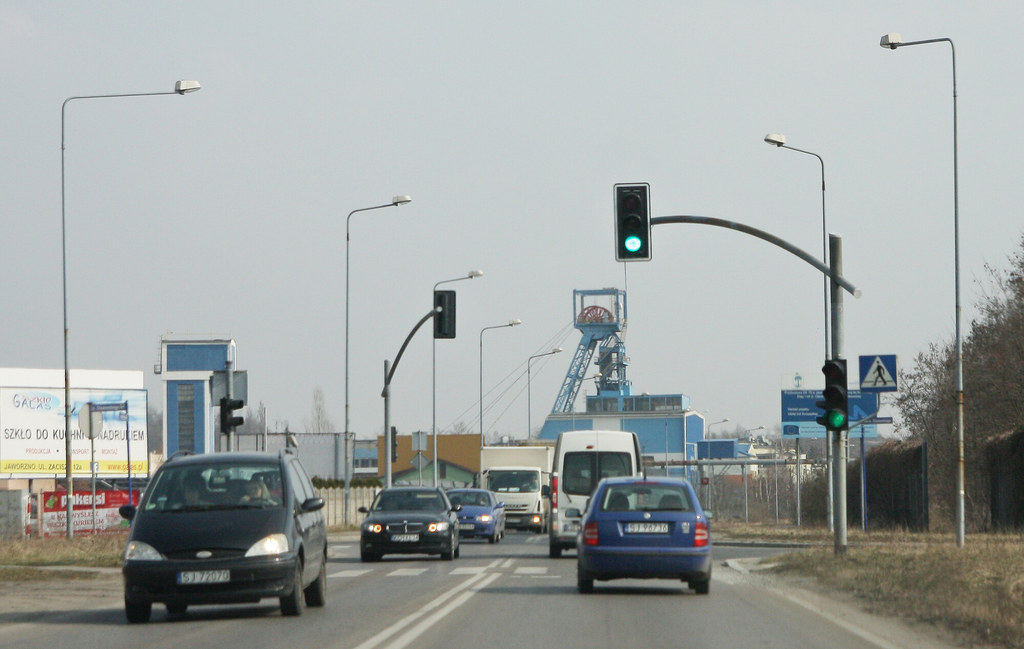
[624,522,669,534]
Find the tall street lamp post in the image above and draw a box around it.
[479,320,522,446]
[880,32,965,547]
[527,348,562,438]
[344,195,411,523]
[432,270,483,486]
[61,80,201,539]
[764,133,832,532]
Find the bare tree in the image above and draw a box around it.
[304,387,334,433]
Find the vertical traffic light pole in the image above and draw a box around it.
[829,233,848,556]
[382,307,443,488]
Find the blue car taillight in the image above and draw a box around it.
[694,520,709,547]
[583,521,599,546]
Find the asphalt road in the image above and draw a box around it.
[0,532,963,649]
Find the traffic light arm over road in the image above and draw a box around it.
[650,214,861,298]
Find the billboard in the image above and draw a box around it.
[1,386,148,478]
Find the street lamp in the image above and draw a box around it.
[431,270,484,486]
[527,348,563,438]
[705,418,729,438]
[61,80,201,539]
[344,195,411,522]
[880,32,965,548]
[763,134,829,360]
[479,320,522,446]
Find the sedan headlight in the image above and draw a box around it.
[476,514,492,523]
[123,540,164,562]
[363,522,383,534]
[427,521,450,533]
[245,533,289,557]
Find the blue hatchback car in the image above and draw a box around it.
[576,476,712,594]
[447,488,505,543]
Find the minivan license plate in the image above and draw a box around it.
[391,533,419,542]
[625,522,669,534]
[178,570,230,584]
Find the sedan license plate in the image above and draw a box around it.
[459,523,475,531]
[391,533,419,543]
[177,569,230,585]
[625,522,669,534]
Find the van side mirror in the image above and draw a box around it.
[565,508,581,518]
[541,485,551,498]
[119,504,136,520]
[358,506,369,514]
[301,497,325,512]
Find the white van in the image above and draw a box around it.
[545,430,643,557]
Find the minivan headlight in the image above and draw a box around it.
[245,533,289,557]
[124,540,164,562]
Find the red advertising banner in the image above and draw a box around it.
[40,489,139,538]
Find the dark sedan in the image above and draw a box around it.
[119,450,327,623]
[576,476,712,594]
[359,487,461,561]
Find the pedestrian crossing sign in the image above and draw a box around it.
[859,354,898,392]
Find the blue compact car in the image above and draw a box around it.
[575,476,712,594]
[447,488,505,543]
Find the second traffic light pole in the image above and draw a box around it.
[829,233,849,556]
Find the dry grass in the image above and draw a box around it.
[0,534,125,568]
[717,522,1024,649]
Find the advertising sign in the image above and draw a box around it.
[39,489,138,538]
[0,387,148,477]
[780,389,879,438]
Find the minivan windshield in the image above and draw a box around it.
[562,451,633,496]
[142,461,283,512]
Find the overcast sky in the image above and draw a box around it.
[2,2,1022,442]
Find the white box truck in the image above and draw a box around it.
[480,446,553,533]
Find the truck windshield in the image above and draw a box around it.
[486,470,540,493]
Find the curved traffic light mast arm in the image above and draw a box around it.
[651,215,861,298]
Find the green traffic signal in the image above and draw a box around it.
[815,358,848,432]
[823,408,847,429]
[614,183,651,261]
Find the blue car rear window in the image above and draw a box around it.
[599,484,691,512]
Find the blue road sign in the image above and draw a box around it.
[781,389,879,438]
[860,354,898,392]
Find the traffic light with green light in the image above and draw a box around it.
[614,183,651,261]
[816,359,848,432]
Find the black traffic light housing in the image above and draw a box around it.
[433,290,456,339]
[390,426,399,462]
[815,359,848,432]
[614,183,651,261]
[219,397,244,433]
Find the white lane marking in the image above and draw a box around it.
[450,567,486,575]
[388,568,428,577]
[499,558,515,569]
[383,573,502,649]
[330,569,372,579]
[350,572,491,649]
[512,566,546,575]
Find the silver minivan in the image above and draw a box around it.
[545,430,643,558]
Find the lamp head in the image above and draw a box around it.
[509,319,522,326]
[467,269,484,278]
[553,347,563,353]
[764,133,786,147]
[880,33,902,49]
[175,80,201,94]
[392,195,412,206]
